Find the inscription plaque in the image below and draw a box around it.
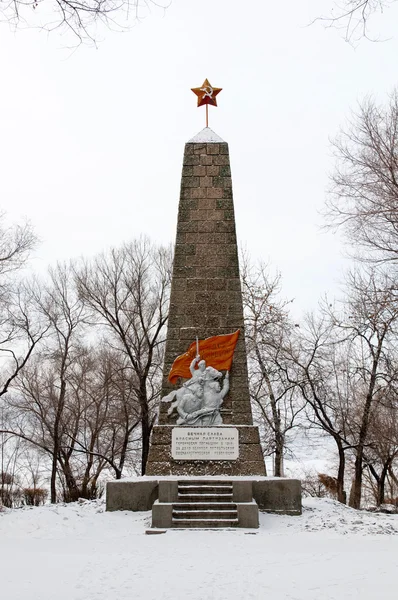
[171,427,239,460]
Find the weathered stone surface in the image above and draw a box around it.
[232,481,252,502]
[146,136,266,478]
[146,459,266,477]
[158,481,179,503]
[148,439,263,466]
[152,500,173,528]
[147,424,267,475]
[225,413,253,426]
[156,139,252,423]
[253,479,302,515]
[106,480,158,512]
[149,425,262,446]
[237,502,259,528]
[153,478,260,529]
[236,444,264,462]
[152,479,294,525]
[106,477,301,518]
[147,445,173,463]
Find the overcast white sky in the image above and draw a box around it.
[1,0,398,316]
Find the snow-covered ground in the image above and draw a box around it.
[1,498,398,600]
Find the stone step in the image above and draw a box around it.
[178,481,233,486]
[177,493,233,503]
[171,518,239,529]
[173,502,237,511]
[178,486,233,495]
[173,510,238,520]
[178,481,233,489]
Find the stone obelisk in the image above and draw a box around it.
[146,126,266,477]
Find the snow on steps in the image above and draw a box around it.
[172,480,239,529]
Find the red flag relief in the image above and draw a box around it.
[168,330,240,384]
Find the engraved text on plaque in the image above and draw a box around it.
[171,427,239,460]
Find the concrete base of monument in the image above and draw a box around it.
[145,425,267,476]
[106,477,302,522]
[106,479,159,512]
[152,480,261,528]
[151,499,260,529]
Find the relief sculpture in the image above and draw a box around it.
[162,356,229,426]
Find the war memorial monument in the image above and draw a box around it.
[106,80,301,528]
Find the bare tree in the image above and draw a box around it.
[70,345,142,480]
[338,269,398,508]
[37,263,86,502]
[242,259,303,477]
[1,241,170,501]
[0,282,48,400]
[6,340,144,502]
[0,214,36,279]
[3,264,87,502]
[0,406,24,507]
[363,388,398,505]
[0,0,170,46]
[317,1,398,43]
[298,269,398,508]
[9,348,104,502]
[0,215,44,401]
[326,92,398,264]
[74,237,171,475]
[285,312,352,504]
[0,215,49,505]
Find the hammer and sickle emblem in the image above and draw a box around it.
[200,85,214,99]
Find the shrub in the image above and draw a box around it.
[23,488,48,506]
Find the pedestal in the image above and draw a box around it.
[146,425,266,476]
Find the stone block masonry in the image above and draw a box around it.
[157,139,253,427]
[106,130,302,516]
[145,132,266,477]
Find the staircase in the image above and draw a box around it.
[171,480,238,528]
[151,478,259,529]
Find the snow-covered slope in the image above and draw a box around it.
[1,498,397,600]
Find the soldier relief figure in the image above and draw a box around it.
[162,355,230,426]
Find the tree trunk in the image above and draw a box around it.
[50,451,58,504]
[350,450,364,509]
[349,347,381,509]
[139,380,150,476]
[50,379,67,503]
[255,346,284,476]
[336,442,346,504]
[141,417,150,476]
[61,459,81,502]
[377,459,391,506]
[274,429,284,477]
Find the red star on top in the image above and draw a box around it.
[191,78,222,107]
